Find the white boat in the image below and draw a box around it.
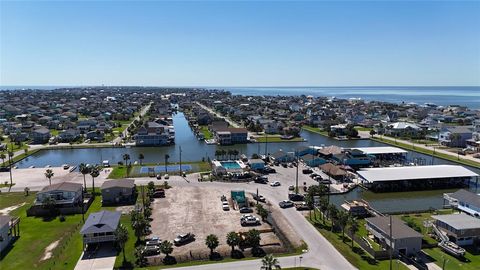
[439,241,465,257]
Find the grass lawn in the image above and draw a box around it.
[50,129,60,136]
[394,210,480,270]
[372,136,480,168]
[108,161,211,179]
[0,193,104,270]
[307,213,409,270]
[354,126,372,132]
[301,126,329,137]
[255,135,304,143]
[1,138,29,152]
[199,126,213,140]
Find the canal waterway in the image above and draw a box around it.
[15,112,480,213]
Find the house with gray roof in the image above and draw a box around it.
[101,179,136,205]
[80,210,121,247]
[35,182,83,207]
[439,126,474,147]
[0,215,20,254]
[366,216,422,256]
[432,213,480,246]
[445,189,480,217]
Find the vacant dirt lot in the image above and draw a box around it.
[149,186,281,259]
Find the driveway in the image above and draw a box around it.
[74,244,117,270]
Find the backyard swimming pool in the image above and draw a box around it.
[220,161,242,169]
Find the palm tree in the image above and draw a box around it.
[24,187,30,196]
[220,149,227,160]
[79,163,90,192]
[89,166,100,195]
[205,234,219,257]
[337,211,350,242]
[138,153,145,165]
[261,254,281,270]
[226,231,240,253]
[227,149,234,160]
[44,169,54,186]
[246,229,261,249]
[115,224,129,263]
[132,214,148,243]
[0,152,5,165]
[214,150,222,160]
[164,154,170,173]
[348,216,360,248]
[122,153,131,167]
[256,204,268,221]
[232,149,239,160]
[159,240,174,258]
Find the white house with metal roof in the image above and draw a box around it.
[80,210,121,247]
[432,213,480,246]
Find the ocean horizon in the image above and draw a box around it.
[1,85,479,109]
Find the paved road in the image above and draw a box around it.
[114,102,152,144]
[195,102,241,128]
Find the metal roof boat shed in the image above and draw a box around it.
[358,165,478,192]
[352,147,408,155]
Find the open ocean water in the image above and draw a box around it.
[1,85,479,109]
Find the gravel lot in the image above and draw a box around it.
[149,186,281,259]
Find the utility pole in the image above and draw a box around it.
[389,215,393,270]
[264,133,268,157]
[81,188,85,223]
[295,151,299,194]
[179,146,182,176]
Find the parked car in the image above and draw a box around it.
[288,193,305,201]
[239,207,253,213]
[152,188,165,198]
[264,167,276,173]
[279,200,294,208]
[222,201,230,211]
[310,173,319,178]
[288,185,295,191]
[156,174,162,180]
[145,236,161,246]
[254,176,268,184]
[164,174,169,179]
[318,179,331,184]
[142,245,160,256]
[302,168,313,174]
[174,233,195,246]
[270,181,281,187]
[241,215,260,226]
[252,194,266,202]
[295,202,312,211]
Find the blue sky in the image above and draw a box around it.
[1,1,479,86]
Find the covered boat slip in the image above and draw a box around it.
[358,165,479,192]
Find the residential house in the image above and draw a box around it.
[80,210,121,247]
[438,126,473,148]
[248,159,265,170]
[135,122,171,146]
[101,179,136,205]
[214,128,248,145]
[319,163,348,180]
[432,213,480,246]
[58,129,81,142]
[366,216,422,256]
[301,154,326,167]
[35,182,83,207]
[0,215,20,254]
[446,189,480,217]
[385,122,421,137]
[332,149,371,167]
[270,150,295,163]
[31,127,51,144]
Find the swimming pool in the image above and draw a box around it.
[220,161,242,169]
[139,164,192,174]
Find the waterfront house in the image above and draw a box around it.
[135,122,171,146]
[444,189,480,217]
[301,154,326,167]
[438,126,474,148]
[214,128,248,145]
[35,182,83,207]
[0,215,20,254]
[31,127,51,144]
[270,150,295,163]
[80,210,121,248]
[385,122,421,137]
[295,146,317,157]
[318,145,343,158]
[248,159,265,170]
[101,179,136,205]
[332,149,371,167]
[365,216,422,257]
[432,213,480,246]
[58,129,81,142]
[319,163,348,180]
[86,130,105,141]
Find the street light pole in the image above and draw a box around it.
[389,215,393,270]
[295,150,299,194]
